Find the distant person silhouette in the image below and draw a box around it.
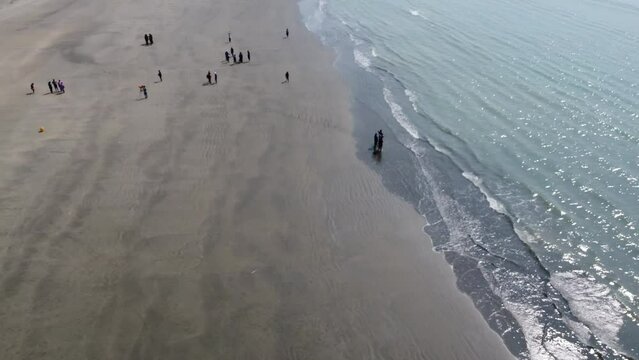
[239,52,243,63]
[149,34,154,45]
[47,81,53,93]
[228,32,231,43]
[214,72,217,84]
[374,132,378,151]
[52,79,58,92]
[286,28,289,38]
[247,50,251,62]
[207,71,212,84]
[225,51,230,62]
[144,34,149,45]
[232,54,237,63]
[30,83,34,94]
[285,71,289,82]
[230,47,234,55]
[158,70,162,82]
[58,80,64,93]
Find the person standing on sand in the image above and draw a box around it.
[30,83,35,94]
[230,47,234,55]
[286,28,289,38]
[47,81,53,93]
[228,32,231,43]
[214,72,217,84]
[58,80,64,93]
[232,54,237,64]
[149,34,154,45]
[285,71,289,82]
[374,132,378,151]
[206,71,212,84]
[225,51,230,62]
[239,52,243,63]
[247,50,251,62]
[158,70,162,82]
[144,34,149,45]
[52,79,58,92]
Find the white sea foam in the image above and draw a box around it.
[462,172,508,215]
[304,0,327,32]
[382,88,419,139]
[353,49,371,70]
[371,47,378,57]
[484,272,585,360]
[551,272,626,351]
[404,89,420,112]
[408,9,429,20]
[348,32,363,46]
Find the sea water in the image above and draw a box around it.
[299,0,639,358]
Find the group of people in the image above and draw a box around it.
[373,129,384,153]
[48,79,65,94]
[224,47,251,64]
[144,33,155,46]
[27,78,66,95]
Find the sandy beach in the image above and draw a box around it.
[0,0,514,358]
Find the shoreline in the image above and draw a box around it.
[0,0,514,358]
[301,0,639,358]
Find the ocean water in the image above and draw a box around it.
[299,0,639,358]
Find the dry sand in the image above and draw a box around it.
[0,0,515,358]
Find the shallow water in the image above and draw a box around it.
[300,0,639,358]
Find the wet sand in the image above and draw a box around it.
[0,0,514,358]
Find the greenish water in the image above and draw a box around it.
[300,0,639,358]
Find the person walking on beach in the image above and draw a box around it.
[30,83,35,94]
[230,47,234,55]
[58,80,65,93]
[377,130,384,151]
[144,34,149,45]
[52,79,58,92]
[286,28,289,38]
[228,32,231,43]
[285,71,289,82]
[225,51,230,62]
[239,52,243,63]
[373,132,378,151]
[47,81,53,93]
[214,71,217,84]
[247,50,251,62]
[232,54,237,63]
[158,70,162,82]
[206,71,212,84]
[149,33,154,45]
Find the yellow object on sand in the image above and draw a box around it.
[38,127,44,133]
